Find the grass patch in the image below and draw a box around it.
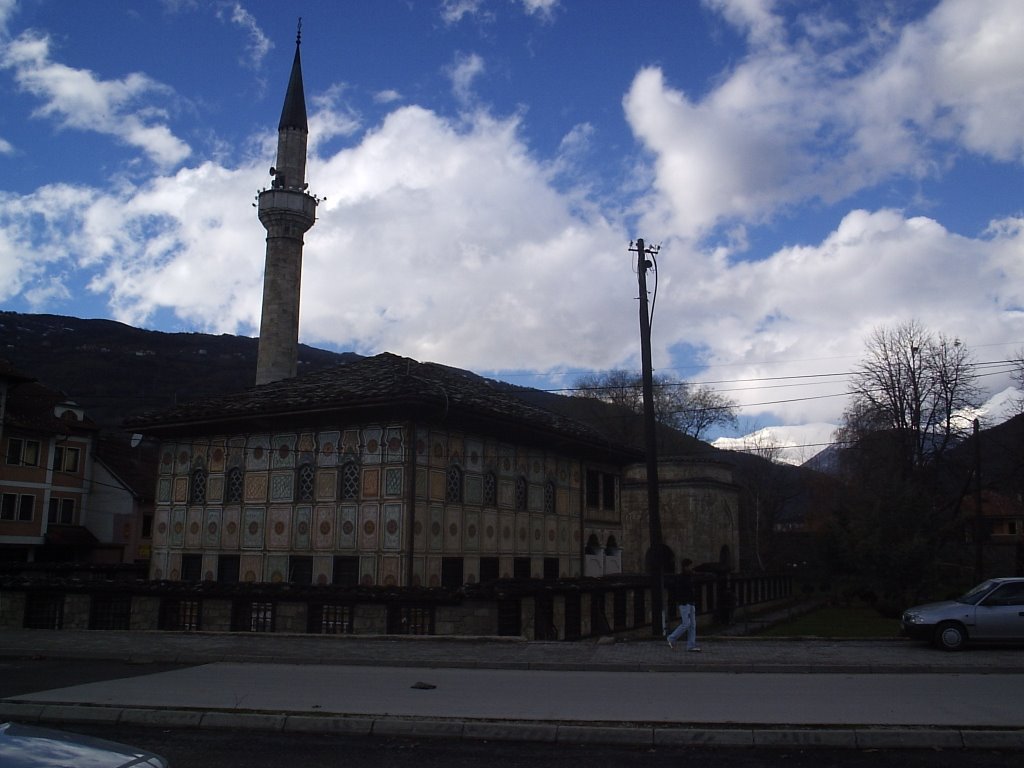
[755,605,901,638]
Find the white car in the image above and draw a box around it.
[901,577,1024,651]
[0,722,169,767]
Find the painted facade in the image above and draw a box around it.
[147,418,630,587]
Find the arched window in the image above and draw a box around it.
[340,461,360,500]
[226,467,244,504]
[543,481,555,514]
[190,467,207,505]
[514,476,528,511]
[446,465,464,503]
[482,471,497,507]
[296,462,315,502]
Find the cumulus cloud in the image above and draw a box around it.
[0,31,190,168]
[448,52,486,107]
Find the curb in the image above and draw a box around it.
[2,702,1022,750]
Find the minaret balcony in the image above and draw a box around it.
[258,188,317,230]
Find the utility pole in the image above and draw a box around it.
[632,238,665,636]
[973,418,984,581]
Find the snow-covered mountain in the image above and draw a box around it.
[713,387,1021,467]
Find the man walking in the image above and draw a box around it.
[666,559,701,652]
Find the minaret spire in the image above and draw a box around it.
[255,24,317,386]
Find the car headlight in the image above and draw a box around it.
[902,611,924,624]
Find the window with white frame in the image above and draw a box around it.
[6,438,40,467]
[52,444,81,473]
[48,497,75,525]
[2,493,35,521]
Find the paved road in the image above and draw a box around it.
[2,630,1023,749]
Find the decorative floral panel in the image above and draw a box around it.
[545,517,558,553]
[410,556,425,588]
[316,469,337,501]
[244,472,268,503]
[341,429,360,460]
[498,478,514,509]
[498,511,515,554]
[269,471,293,502]
[465,439,483,470]
[206,474,224,504]
[267,506,291,550]
[384,467,403,497]
[444,507,461,553]
[359,555,377,587]
[209,441,226,473]
[246,436,270,471]
[149,550,167,580]
[293,506,312,550]
[203,508,222,549]
[174,445,191,475]
[313,505,334,550]
[415,427,429,466]
[382,503,402,551]
[430,433,446,467]
[242,507,265,549]
[558,518,571,554]
[297,431,316,459]
[428,469,445,502]
[464,474,482,505]
[415,467,428,499]
[362,426,382,465]
[361,467,380,498]
[556,488,569,516]
[380,556,401,587]
[166,553,181,581]
[153,507,170,548]
[157,477,172,504]
[528,483,543,513]
[172,476,188,504]
[170,507,186,548]
[313,555,332,585]
[447,433,463,466]
[428,505,444,552]
[498,444,515,476]
[265,554,288,583]
[385,426,404,463]
[337,504,357,550]
[359,502,379,550]
[240,554,262,583]
[159,445,174,475]
[516,513,531,554]
[463,509,479,552]
[227,437,246,468]
[271,434,296,470]
[202,554,217,582]
[481,510,498,554]
[222,507,240,549]
[412,503,427,552]
[317,431,340,466]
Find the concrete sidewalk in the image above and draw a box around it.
[2,630,1023,749]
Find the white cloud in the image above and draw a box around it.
[0,31,190,168]
[219,2,273,69]
[0,136,13,154]
[441,0,485,25]
[448,52,486,107]
[519,0,559,22]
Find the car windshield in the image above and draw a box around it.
[958,580,998,605]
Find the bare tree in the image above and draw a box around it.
[571,369,738,441]
[839,320,981,472]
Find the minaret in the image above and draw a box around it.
[255,22,317,385]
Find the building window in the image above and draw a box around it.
[233,600,275,632]
[289,556,313,585]
[544,557,559,581]
[6,438,40,467]
[514,476,528,511]
[218,555,240,584]
[47,497,74,525]
[441,557,464,590]
[482,471,497,507]
[543,481,555,514]
[585,469,616,511]
[181,553,203,582]
[160,599,201,631]
[340,462,360,500]
[333,556,359,587]
[513,557,531,579]
[310,603,354,634]
[53,445,81,473]
[2,493,35,522]
[226,467,244,503]
[479,556,499,582]
[446,465,464,503]
[296,462,315,502]
[386,605,434,635]
[190,468,207,505]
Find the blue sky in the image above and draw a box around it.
[1,0,1022,451]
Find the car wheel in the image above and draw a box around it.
[934,621,967,651]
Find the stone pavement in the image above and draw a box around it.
[2,630,1023,749]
